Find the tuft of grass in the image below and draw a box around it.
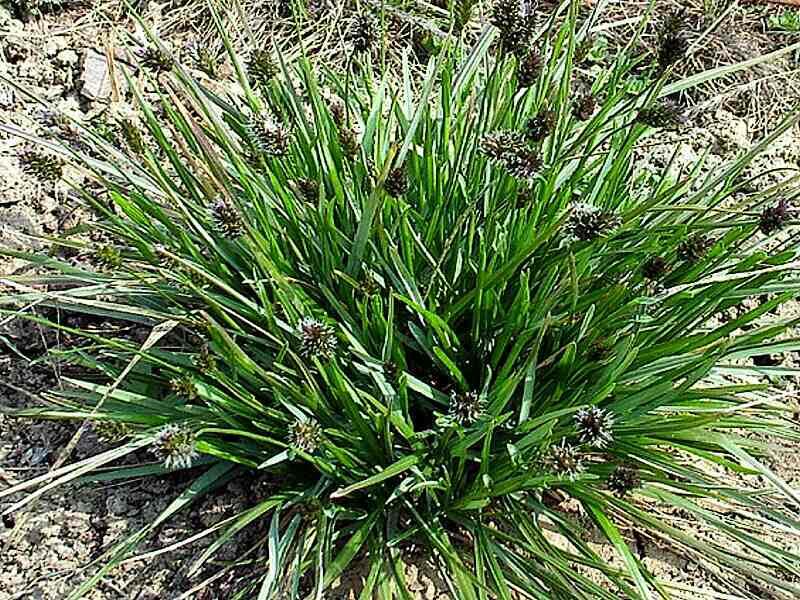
[769,10,800,33]
[2,1,800,598]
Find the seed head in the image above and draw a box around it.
[328,99,346,126]
[20,150,63,182]
[677,233,711,263]
[545,440,585,479]
[448,391,485,426]
[93,420,132,443]
[170,376,198,400]
[245,113,291,156]
[636,99,686,129]
[247,49,278,88]
[491,0,536,55]
[573,94,596,121]
[210,197,245,238]
[657,11,690,71]
[94,245,122,269]
[759,199,791,235]
[293,177,320,202]
[517,50,542,89]
[480,131,542,179]
[347,14,377,53]
[383,360,399,381]
[525,110,556,143]
[194,343,217,373]
[384,166,408,197]
[298,317,338,359]
[186,40,219,77]
[564,202,621,242]
[606,464,641,497]
[121,121,146,155]
[588,338,611,361]
[574,406,614,448]
[289,419,322,453]
[641,256,668,280]
[338,126,360,158]
[152,424,199,470]
[140,46,173,72]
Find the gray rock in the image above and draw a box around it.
[79,50,112,100]
[55,48,79,67]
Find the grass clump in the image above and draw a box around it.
[2,1,800,598]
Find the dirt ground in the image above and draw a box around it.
[2,1,800,599]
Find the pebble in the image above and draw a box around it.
[79,50,112,100]
[55,48,79,67]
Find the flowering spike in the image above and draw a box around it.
[245,113,291,156]
[564,203,621,242]
[152,424,199,470]
[573,94,596,121]
[677,233,711,263]
[491,0,536,55]
[21,150,63,182]
[607,464,641,497]
[545,440,585,479]
[657,11,690,71]
[384,166,408,197]
[289,419,322,453]
[298,317,338,359]
[210,197,245,239]
[525,110,556,143]
[347,15,377,53]
[170,376,198,400]
[636,100,686,129]
[641,256,668,280]
[517,50,542,89]
[481,131,542,179]
[247,50,278,88]
[759,199,791,235]
[574,406,614,448]
[448,391,485,426]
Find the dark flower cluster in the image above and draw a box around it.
[545,441,584,479]
[564,203,621,242]
[210,197,245,239]
[448,391,485,426]
[289,419,323,453]
[141,45,173,73]
[294,177,320,202]
[481,131,542,179]
[525,110,556,142]
[636,99,687,129]
[298,317,338,359]
[20,150,63,182]
[657,10,690,72]
[642,256,669,280]
[491,0,537,56]
[606,464,641,497]
[573,93,596,121]
[384,166,408,197]
[246,112,291,156]
[347,14,377,54]
[248,49,278,88]
[759,199,792,235]
[677,233,711,263]
[574,406,614,448]
[517,50,543,89]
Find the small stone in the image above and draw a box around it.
[55,48,79,66]
[79,50,112,100]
